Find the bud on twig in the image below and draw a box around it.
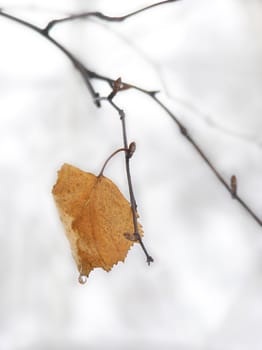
[231,175,237,198]
[128,142,136,158]
[124,232,139,242]
[108,77,122,100]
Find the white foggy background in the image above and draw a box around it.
[1,0,262,349]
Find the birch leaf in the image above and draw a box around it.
[52,163,142,281]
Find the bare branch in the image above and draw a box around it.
[151,96,262,226]
[1,2,262,262]
[43,0,181,34]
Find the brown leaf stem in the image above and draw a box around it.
[98,147,128,177]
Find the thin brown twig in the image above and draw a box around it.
[43,0,181,34]
[89,69,159,96]
[150,96,262,226]
[107,90,154,265]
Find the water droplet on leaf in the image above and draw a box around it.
[78,275,87,284]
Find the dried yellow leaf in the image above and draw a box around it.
[52,163,142,280]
